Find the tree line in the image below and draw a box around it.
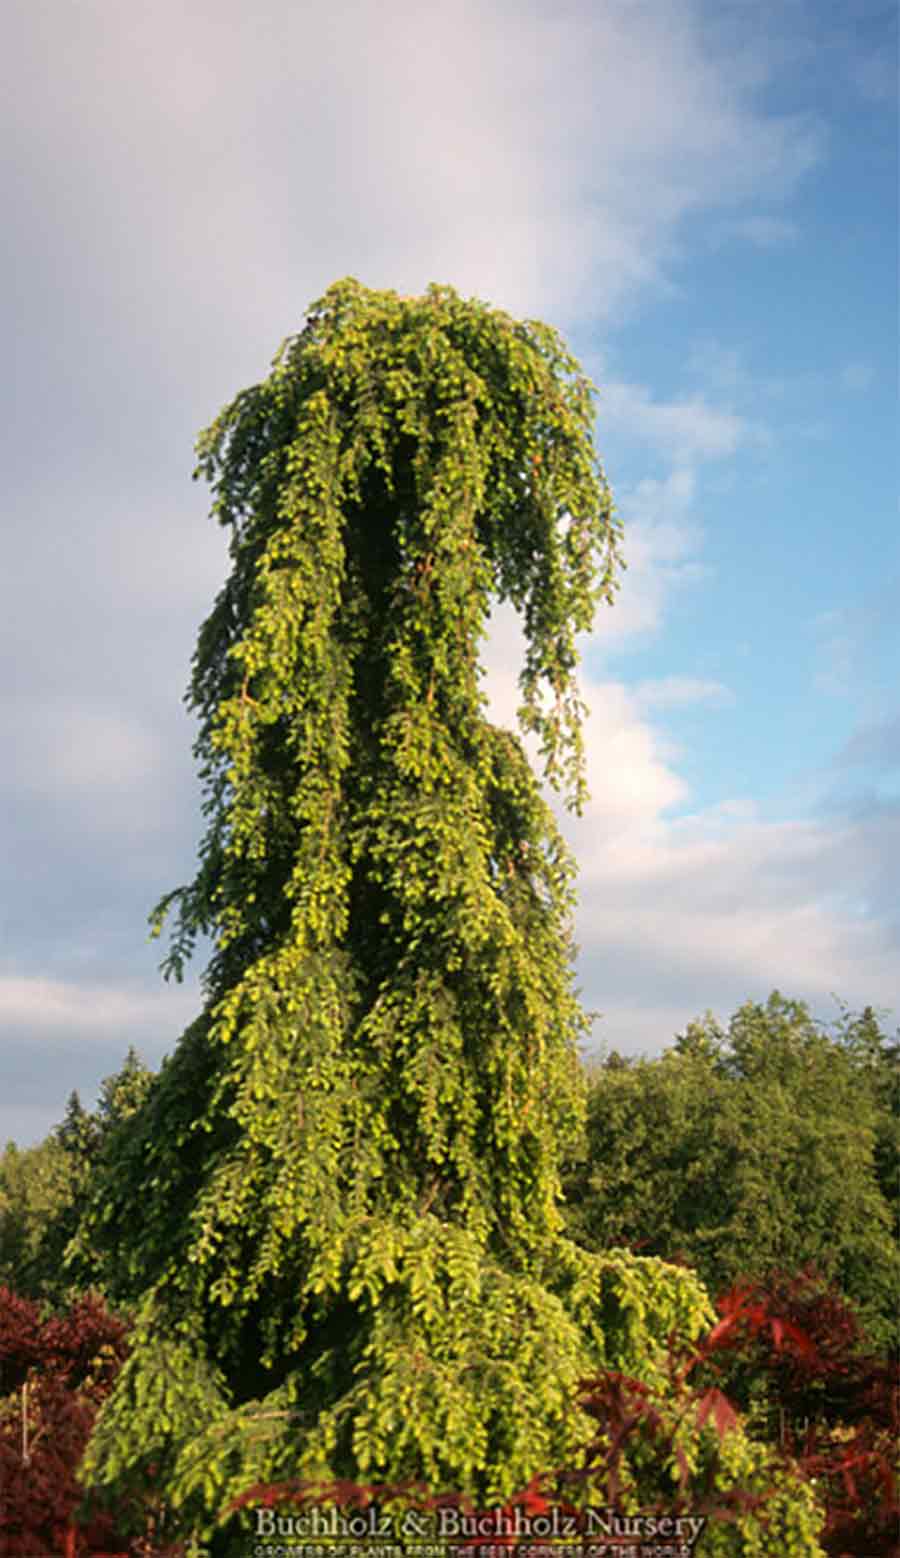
[1,989,896,1553]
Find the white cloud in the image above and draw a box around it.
[598,379,769,464]
[0,974,202,1145]
[570,717,899,1054]
[0,975,197,1040]
[0,1101,65,1151]
[591,468,709,647]
[578,804,895,957]
[484,608,686,835]
[5,0,826,374]
[633,676,733,710]
[483,600,897,1060]
[580,681,690,828]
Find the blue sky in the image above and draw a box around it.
[3,0,897,1146]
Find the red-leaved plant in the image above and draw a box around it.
[692,1268,899,1557]
[0,1285,131,1557]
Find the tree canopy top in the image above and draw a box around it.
[191,276,623,815]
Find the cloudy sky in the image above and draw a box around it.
[4,0,897,1146]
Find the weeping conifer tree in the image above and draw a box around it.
[77,280,714,1544]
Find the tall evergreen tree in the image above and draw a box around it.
[94,1045,154,1132]
[77,281,722,1545]
[1,1053,156,1302]
[55,1089,98,1158]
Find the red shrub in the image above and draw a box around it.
[0,1286,130,1557]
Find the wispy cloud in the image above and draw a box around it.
[599,379,769,463]
[4,0,827,362]
[0,976,197,1038]
[633,677,733,711]
[591,468,709,648]
[484,603,897,1061]
[569,715,899,1054]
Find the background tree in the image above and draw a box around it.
[564,992,899,1353]
[0,1050,154,1303]
[93,1045,155,1136]
[73,279,733,1550]
[54,1091,100,1161]
[0,1138,72,1299]
[829,1001,899,1236]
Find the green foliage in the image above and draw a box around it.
[830,1000,899,1229]
[55,1089,99,1159]
[71,279,749,1543]
[565,992,900,1353]
[93,1044,155,1133]
[692,1431,825,1556]
[0,1136,72,1295]
[0,1050,155,1303]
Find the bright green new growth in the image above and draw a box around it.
[76,281,817,1550]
